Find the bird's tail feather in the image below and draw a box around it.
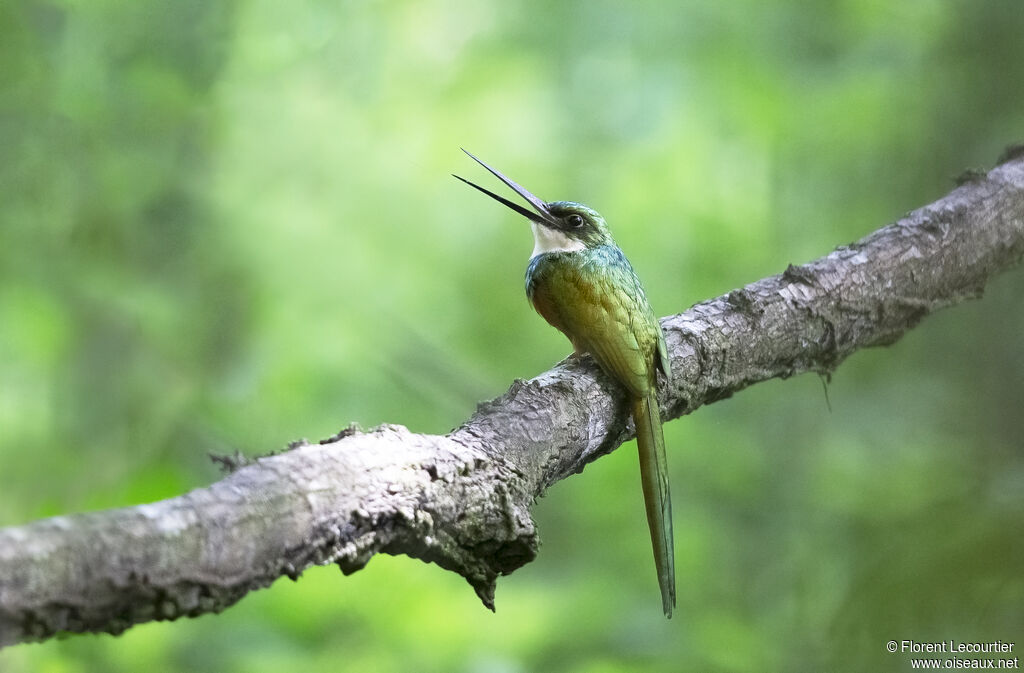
[632,391,676,618]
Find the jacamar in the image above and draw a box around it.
[455,151,676,617]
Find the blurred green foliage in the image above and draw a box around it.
[1,0,1023,671]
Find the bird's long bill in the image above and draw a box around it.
[453,149,555,225]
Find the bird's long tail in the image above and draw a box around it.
[632,391,676,618]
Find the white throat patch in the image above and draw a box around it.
[530,221,586,259]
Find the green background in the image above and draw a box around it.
[2,1,1022,671]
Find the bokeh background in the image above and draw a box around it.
[2,1,1023,671]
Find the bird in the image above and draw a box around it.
[454,150,675,617]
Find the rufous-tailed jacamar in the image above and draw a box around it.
[455,151,675,617]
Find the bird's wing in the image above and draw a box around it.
[529,254,659,397]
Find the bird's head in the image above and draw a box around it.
[454,150,613,257]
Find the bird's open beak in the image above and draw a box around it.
[453,149,557,226]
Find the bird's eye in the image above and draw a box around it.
[566,214,585,228]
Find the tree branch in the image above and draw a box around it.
[2,151,1023,647]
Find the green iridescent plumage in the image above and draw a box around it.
[456,153,676,617]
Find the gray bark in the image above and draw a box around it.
[2,151,1023,647]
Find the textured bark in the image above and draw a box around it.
[2,151,1023,647]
